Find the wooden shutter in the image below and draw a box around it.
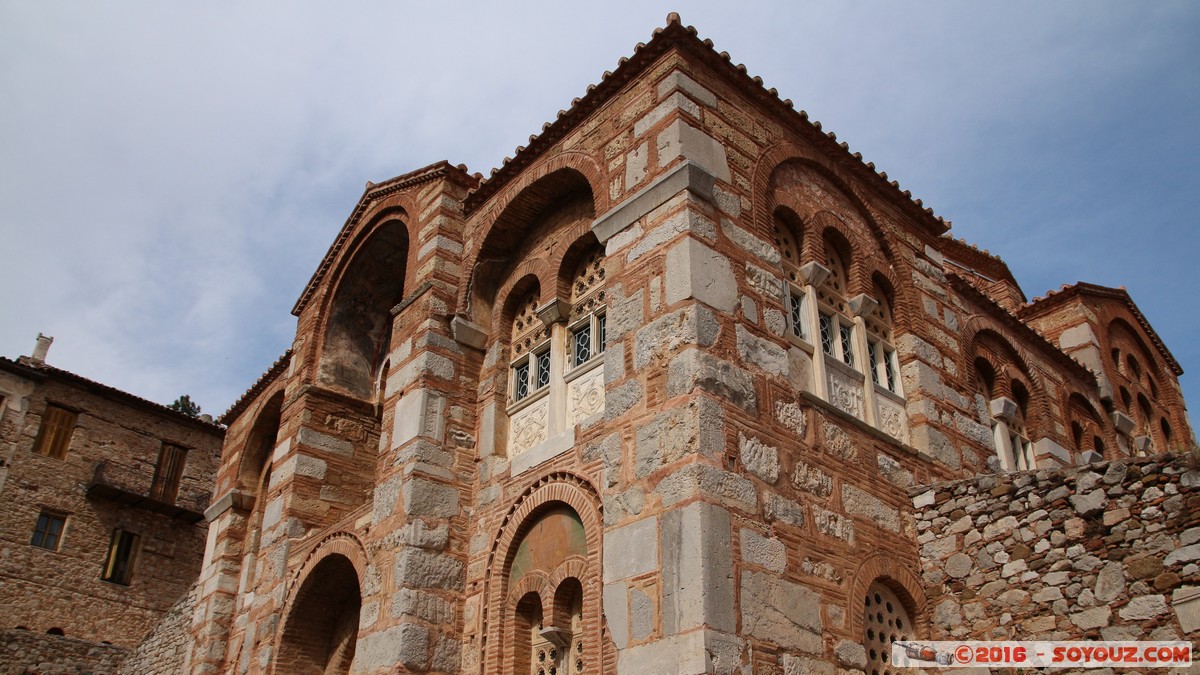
[32,405,78,459]
[150,444,187,503]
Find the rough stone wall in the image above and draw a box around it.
[122,583,199,674]
[0,628,129,674]
[915,454,1200,643]
[0,368,222,648]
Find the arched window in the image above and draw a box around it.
[1161,418,1174,447]
[1009,382,1034,471]
[510,290,551,405]
[774,216,808,342]
[817,242,854,368]
[864,287,899,395]
[566,248,606,370]
[863,581,913,675]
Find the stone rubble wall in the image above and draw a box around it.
[121,582,199,674]
[0,628,129,674]
[915,454,1200,644]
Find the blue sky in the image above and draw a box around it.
[1,1,1197,429]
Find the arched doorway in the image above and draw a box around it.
[276,554,362,675]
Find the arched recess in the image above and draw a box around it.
[275,534,369,675]
[760,153,913,332]
[317,215,410,400]
[1065,392,1109,459]
[482,474,603,675]
[238,391,285,494]
[847,553,928,642]
[960,322,1053,439]
[461,158,603,327]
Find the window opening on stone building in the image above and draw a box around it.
[32,404,77,459]
[817,243,856,369]
[774,219,809,343]
[863,582,912,675]
[101,528,138,585]
[30,511,66,550]
[1009,383,1034,471]
[566,249,606,373]
[149,443,187,504]
[510,292,551,404]
[864,295,899,395]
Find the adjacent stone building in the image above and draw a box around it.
[182,15,1195,675]
[0,336,223,669]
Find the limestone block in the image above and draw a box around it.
[392,388,447,449]
[608,287,645,340]
[634,305,719,369]
[763,492,806,528]
[740,529,786,573]
[656,463,757,513]
[605,379,643,421]
[296,426,354,457]
[834,640,867,669]
[391,588,454,624]
[664,238,738,313]
[356,623,429,672]
[743,262,783,299]
[626,141,648,187]
[735,324,788,377]
[402,477,459,518]
[635,396,724,478]
[1119,595,1168,620]
[791,461,832,499]
[630,588,654,640]
[394,548,464,591]
[842,484,900,532]
[738,432,779,483]
[1069,606,1111,630]
[603,517,659,582]
[603,582,630,649]
[657,70,718,107]
[720,218,779,264]
[656,120,732,183]
[667,349,756,411]
[662,502,735,634]
[635,91,701,137]
[775,400,807,438]
[740,570,822,652]
[1171,586,1200,634]
[616,630,743,675]
[627,208,717,262]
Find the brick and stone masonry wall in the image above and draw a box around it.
[915,454,1200,644]
[0,628,129,674]
[121,582,199,674]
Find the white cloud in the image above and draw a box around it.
[1,0,1197,420]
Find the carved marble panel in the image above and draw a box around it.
[875,393,910,445]
[509,398,549,455]
[827,365,865,421]
[567,367,605,425]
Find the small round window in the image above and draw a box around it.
[863,581,912,675]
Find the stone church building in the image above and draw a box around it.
[181,14,1196,675]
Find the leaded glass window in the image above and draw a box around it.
[819,313,834,356]
[535,350,551,390]
[572,324,591,367]
[839,323,854,367]
[514,363,531,402]
[789,290,806,340]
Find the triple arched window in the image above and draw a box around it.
[774,215,906,443]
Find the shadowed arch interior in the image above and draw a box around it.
[318,218,409,400]
[239,391,284,494]
[276,554,361,675]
